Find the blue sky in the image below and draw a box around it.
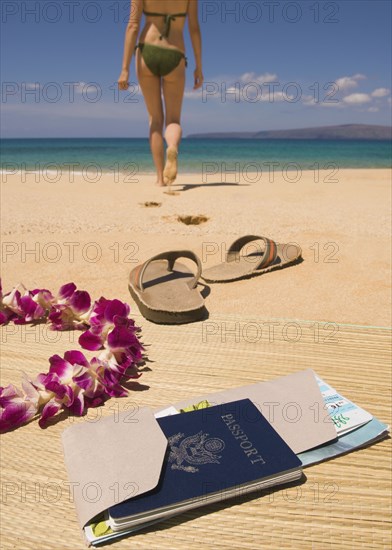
[1,0,391,137]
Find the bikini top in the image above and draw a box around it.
[143,10,187,39]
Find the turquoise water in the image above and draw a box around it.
[1,138,391,174]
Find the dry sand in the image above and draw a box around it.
[1,168,390,326]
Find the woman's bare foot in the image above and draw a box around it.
[163,146,178,185]
[155,173,165,186]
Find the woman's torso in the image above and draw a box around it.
[139,0,189,52]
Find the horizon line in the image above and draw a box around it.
[1,123,391,141]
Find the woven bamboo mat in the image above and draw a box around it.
[1,314,391,550]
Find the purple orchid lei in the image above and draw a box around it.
[0,280,144,433]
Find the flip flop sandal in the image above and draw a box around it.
[128,250,207,324]
[201,235,302,283]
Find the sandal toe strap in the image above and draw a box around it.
[226,235,278,270]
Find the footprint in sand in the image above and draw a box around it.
[177,215,209,226]
[140,202,162,208]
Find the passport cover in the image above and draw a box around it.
[155,369,338,454]
[109,399,302,523]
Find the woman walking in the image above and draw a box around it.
[118,0,203,186]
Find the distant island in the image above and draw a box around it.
[186,124,392,140]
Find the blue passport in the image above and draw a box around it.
[108,399,302,530]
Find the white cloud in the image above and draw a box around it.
[368,107,379,112]
[302,94,316,105]
[266,91,287,102]
[371,88,390,98]
[342,93,372,105]
[240,72,278,84]
[202,86,288,103]
[320,102,344,109]
[75,82,88,94]
[25,83,41,90]
[72,80,143,97]
[302,94,343,108]
[334,73,366,91]
[184,88,203,99]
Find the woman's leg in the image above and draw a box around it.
[162,58,186,184]
[136,49,165,186]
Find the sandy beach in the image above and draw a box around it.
[1,168,391,327]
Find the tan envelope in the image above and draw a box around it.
[61,406,168,533]
[155,369,337,454]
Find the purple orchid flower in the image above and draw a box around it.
[48,283,92,330]
[106,319,144,368]
[0,384,38,433]
[1,285,46,324]
[79,298,131,349]
[90,357,129,399]
[29,350,102,427]
[0,279,55,325]
[79,298,143,366]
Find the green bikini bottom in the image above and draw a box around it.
[135,43,188,77]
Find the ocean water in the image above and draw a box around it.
[1,138,391,175]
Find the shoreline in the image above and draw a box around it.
[1,166,391,178]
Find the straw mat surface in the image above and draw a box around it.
[1,314,391,549]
